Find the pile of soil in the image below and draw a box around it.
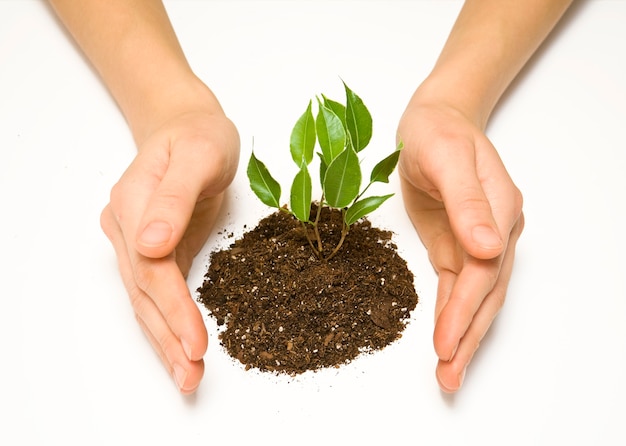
[197,205,418,374]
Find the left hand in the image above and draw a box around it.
[100,109,240,394]
[397,100,524,393]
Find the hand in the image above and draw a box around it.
[397,100,524,393]
[100,109,240,394]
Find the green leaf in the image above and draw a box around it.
[247,152,281,208]
[344,81,372,152]
[317,151,328,189]
[323,146,361,208]
[345,194,394,226]
[316,100,346,164]
[370,142,403,184]
[290,163,312,222]
[290,100,316,166]
[321,94,346,128]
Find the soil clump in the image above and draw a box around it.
[197,205,418,374]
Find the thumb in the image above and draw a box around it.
[434,143,504,260]
[135,148,227,259]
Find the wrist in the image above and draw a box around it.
[126,73,226,146]
[408,73,495,131]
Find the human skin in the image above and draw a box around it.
[48,0,240,394]
[397,0,573,392]
[48,0,572,394]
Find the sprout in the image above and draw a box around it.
[247,80,402,260]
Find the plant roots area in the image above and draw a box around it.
[197,205,418,375]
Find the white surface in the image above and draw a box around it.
[1,1,625,444]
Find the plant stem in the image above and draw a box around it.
[300,221,321,259]
[354,180,373,204]
[325,209,349,261]
[313,195,324,252]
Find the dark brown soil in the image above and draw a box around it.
[197,205,418,374]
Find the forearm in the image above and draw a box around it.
[417,0,573,129]
[48,0,220,144]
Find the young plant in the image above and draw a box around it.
[247,80,402,260]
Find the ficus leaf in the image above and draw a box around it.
[247,152,281,208]
[290,100,316,166]
[370,142,403,184]
[290,163,312,223]
[316,100,346,164]
[344,81,372,152]
[323,146,361,208]
[345,194,394,226]
[321,94,346,128]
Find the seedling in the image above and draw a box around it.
[247,80,402,260]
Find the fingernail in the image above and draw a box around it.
[181,338,192,361]
[449,342,458,362]
[139,221,172,247]
[458,366,467,388]
[471,225,503,250]
[172,363,187,390]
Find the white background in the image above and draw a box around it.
[1,1,625,445]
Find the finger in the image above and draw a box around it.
[435,288,502,393]
[433,254,502,361]
[101,205,207,388]
[434,268,456,326]
[136,137,236,259]
[435,215,523,392]
[129,249,208,361]
[136,310,205,395]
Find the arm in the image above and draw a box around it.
[397,0,572,392]
[49,0,240,394]
[49,0,218,143]
[419,0,573,128]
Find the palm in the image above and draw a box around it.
[174,193,225,278]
